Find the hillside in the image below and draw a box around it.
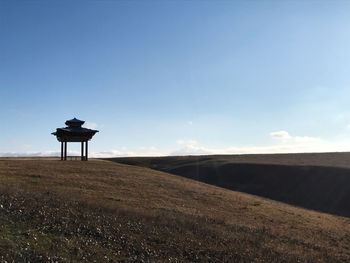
[107,152,350,218]
[0,159,350,262]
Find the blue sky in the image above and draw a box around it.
[1,0,350,157]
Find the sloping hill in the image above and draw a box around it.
[107,152,350,218]
[0,159,350,262]
[108,152,350,169]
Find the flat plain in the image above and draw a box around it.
[0,157,350,262]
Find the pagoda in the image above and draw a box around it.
[52,118,99,161]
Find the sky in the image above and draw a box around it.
[1,0,350,157]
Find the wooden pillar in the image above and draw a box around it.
[85,141,88,161]
[81,141,84,161]
[64,142,67,161]
[61,141,63,161]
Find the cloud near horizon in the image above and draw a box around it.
[84,122,98,130]
[270,130,323,144]
[270,130,292,141]
[1,131,349,158]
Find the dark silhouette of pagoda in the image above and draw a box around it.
[52,118,99,161]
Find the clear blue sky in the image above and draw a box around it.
[1,1,350,157]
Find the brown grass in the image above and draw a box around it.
[106,152,350,168]
[108,153,350,217]
[0,158,350,262]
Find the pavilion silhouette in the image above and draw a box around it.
[52,118,99,161]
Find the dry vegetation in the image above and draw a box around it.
[106,152,350,169]
[0,158,350,262]
[109,153,350,217]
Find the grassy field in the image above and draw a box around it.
[0,158,350,262]
[108,152,350,217]
[107,152,350,169]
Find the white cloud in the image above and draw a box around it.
[89,150,136,158]
[90,147,164,158]
[0,147,163,158]
[84,122,98,129]
[187,121,193,125]
[170,131,347,156]
[176,140,185,145]
[170,141,350,156]
[139,146,157,151]
[270,130,292,141]
[1,131,349,158]
[0,150,75,157]
[1,138,349,158]
[176,139,197,147]
[270,131,322,145]
[294,136,322,144]
[187,140,197,146]
[170,145,211,156]
[171,139,210,156]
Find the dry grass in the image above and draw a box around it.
[109,153,350,217]
[106,152,350,167]
[0,158,350,262]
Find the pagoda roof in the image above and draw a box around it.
[65,118,85,127]
[53,127,98,134]
[52,118,99,142]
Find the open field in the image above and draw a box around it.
[108,152,350,217]
[108,152,350,169]
[0,158,350,262]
